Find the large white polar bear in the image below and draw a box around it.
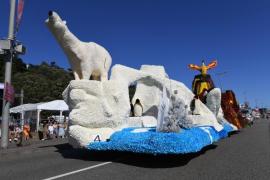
[45,11,112,81]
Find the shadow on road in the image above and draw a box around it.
[41,143,217,168]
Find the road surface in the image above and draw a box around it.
[1,118,270,180]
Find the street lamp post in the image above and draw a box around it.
[1,0,16,149]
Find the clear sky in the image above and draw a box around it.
[0,0,269,108]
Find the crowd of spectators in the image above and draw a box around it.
[38,118,67,140]
[0,122,32,145]
[0,117,68,145]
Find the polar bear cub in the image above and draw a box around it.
[45,11,112,81]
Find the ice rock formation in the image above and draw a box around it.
[64,64,225,147]
[157,95,191,133]
[63,79,131,147]
[206,88,221,117]
[132,65,168,118]
[205,88,238,130]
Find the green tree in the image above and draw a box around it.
[0,58,73,110]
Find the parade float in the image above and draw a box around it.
[46,11,237,154]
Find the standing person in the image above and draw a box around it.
[58,123,65,138]
[42,121,48,140]
[23,123,31,141]
[14,125,20,142]
[9,123,15,142]
[38,123,44,140]
[48,123,54,139]
[63,119,68,138]
[53,122,58,138]
[14,125,23,146]
[43,121,50,140]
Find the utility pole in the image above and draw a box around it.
[1,0,16,149]
[20,89,24,105]
[20,89,24,128]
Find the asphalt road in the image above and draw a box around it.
[1,118,270,180]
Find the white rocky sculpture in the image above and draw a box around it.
[206,88,221,117]
[205,88,237,130]
[45,11,112,80]
[46,12,229,148]
[132,65,169,117]
[156,85,170,132]
[62,64,224,147]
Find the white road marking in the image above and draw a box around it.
[42,161,112,180]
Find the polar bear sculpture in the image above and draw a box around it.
[45,11,112,81]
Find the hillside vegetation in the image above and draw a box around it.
[0,57,73,109]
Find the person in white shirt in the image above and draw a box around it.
[48,123,54,139]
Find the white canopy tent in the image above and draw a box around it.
[9,103,43,113]
[0,83,4,89]
[10,100,69,131]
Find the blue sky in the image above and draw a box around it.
[0,0,269,107]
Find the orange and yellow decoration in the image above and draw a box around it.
[188,60,217,101]
[188,60,217,76]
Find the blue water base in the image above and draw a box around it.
[218,123,234,138]
[87,123,234,155]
